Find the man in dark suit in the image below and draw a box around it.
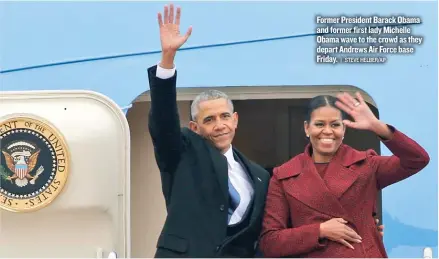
[147,4,270,258]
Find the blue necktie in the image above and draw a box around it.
[228,177,241,224]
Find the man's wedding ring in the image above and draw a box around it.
[354,102,360,107]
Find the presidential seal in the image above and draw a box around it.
[0,116,69,212]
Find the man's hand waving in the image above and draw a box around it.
[158,4,192,68]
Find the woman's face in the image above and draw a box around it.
[304,106,346,161]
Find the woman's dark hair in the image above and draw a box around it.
[305,95,348,122]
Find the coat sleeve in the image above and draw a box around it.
[368,125,430,190]
[259,173,327,257]
[147,65,185,194]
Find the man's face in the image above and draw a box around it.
[189,98,238,153]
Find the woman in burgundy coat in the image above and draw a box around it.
[259,92,430,258]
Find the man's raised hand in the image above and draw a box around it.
[158,4,192,53]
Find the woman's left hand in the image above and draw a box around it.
[375,218,384,237]
[335,92,379,131]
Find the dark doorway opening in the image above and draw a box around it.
[231,98,382,222]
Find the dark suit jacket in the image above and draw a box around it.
[259,126,430,258]
[147,65,270,258]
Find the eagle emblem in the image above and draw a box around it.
[1,141,44,187]
[0,116,69,213]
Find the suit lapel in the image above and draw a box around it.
[206,143,229,202]
[232,148,265,225]
[184,128,229,202]
[187,130,267,225]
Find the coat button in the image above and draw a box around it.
[219,204,225,211]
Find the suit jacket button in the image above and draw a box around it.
[220,205,225,211]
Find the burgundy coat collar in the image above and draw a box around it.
[275,143,368,224]
[277,143,367,178]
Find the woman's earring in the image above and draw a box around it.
[306,134,309,138]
